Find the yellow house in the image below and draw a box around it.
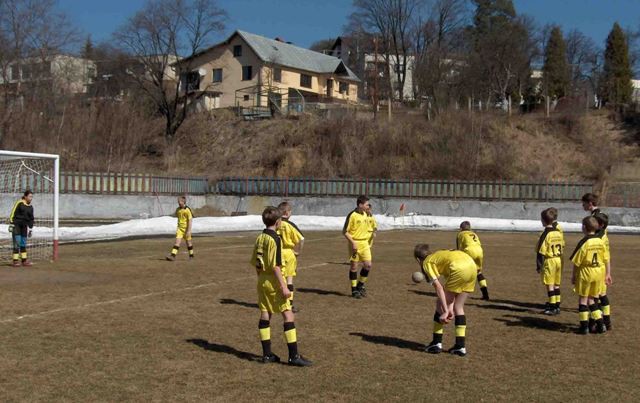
[175,30,360,112]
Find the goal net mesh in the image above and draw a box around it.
[0,155,55,263]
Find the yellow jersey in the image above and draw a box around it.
[570,235,606,271]
[176,206,193,229]
[343,209,369,241]
[250,229,283,274]
[552,221,563,233]
[277,219,304,249]
[596,229,610,263]
[421,250,472,282]
[366,213,377,243]
[456,230,482,252]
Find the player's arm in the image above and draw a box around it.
[536,233,547,273]
[273,238,290,298]
[431,278,450,323]
[27,205,34,229]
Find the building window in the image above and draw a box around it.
[181,71,200,93]
[242,66,253,81]
[233,45,242,57]
[243,95,250,101]
[273,68,282,83]
[300,74,312,88]
[339,82,349,95]
[213,68,223,83]
[394,63,405,74]
[9,65,19,81]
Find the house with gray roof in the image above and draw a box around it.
[174,30,361,113]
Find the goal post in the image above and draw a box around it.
[0,150,60,262]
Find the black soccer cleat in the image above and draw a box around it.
[261,353,281,364]
[357,285,367,297]
[351,289,362,299]
[577,326,589,335]
[424,342,442,354]
[448,345,467,357]
[481,288,490,300]
[288,354,312,367]
[166,255,176,261]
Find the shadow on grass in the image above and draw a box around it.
[326,261,351,266]
[494,315,574,333]
[469,303,530,313]
[408,289,437,298]
[473,298,546,310]
[350,332,424,352]
[186,339,261,362]
[219,299,259,309]
[296,287,347,297]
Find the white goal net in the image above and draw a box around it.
[0,151,59,263]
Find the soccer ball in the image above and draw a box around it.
[412,271,425,283]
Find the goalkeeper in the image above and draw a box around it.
[8,190,35,267]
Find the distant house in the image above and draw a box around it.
[632,79,640,103]
[174,30,361,112]
[364,54,415,101]
[0,55,96,95]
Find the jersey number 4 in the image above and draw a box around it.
[591,253,599,266]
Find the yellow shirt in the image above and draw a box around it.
[597,229,610,263]
[250,229,283,274]
[176,206,193,229]
[570,235,606,270]
[366,213,377,240]
[277,219,304,249]
[456,230,482,252]
[343,209,369,241]
[421,250,469,283]
[537,227,565,259]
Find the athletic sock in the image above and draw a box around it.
[170,246,179,257]
[455,315,467,348]
[547,290,555,308]
[579,304,589,331]
[590,303,604,330]
[20,247,27,262]
[432,312,444,344]
[349,271,358,292]
[600,295,611,327]
[259,319,271,356]
[288,284,294,302]
[12,249,19,262]
[555,288,561,309]
[477,273,489,299]
[188,245,194,258]
[284,322,298,359]
[357,267,370,289]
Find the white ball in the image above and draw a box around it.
[412,271,425,283]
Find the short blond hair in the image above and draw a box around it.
[414,244,431,260]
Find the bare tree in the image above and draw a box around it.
[565,29,601,97]
[113,0,226,142]
[351,0,424,104]
[0,0,79,146]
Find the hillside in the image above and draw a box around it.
[2,103,637,182]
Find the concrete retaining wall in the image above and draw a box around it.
[1,193,639,226]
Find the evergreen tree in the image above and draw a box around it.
[602,22,633,105]
[81,35,94,59]
[543,26,570,99]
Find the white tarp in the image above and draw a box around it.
[0,214,638,242]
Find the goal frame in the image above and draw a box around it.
[0,150,60,260]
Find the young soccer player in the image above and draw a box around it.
[166,196,194,261]
[277,201,304,312]
[414,245,477,357]
[581,193,602,216]
[594,212,613,330]
[251,206,312,366]
[456,221,489,300]
[343,196,373,298]
[570,216,607,335]
[8,190,34,267]
[536,208,565,315]
[366,203,377,248]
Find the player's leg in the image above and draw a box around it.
[286,275,297,312]
[553,285,561,313]
[599,293,611,330]
[588,295,605,333]
[11,231,21,267]
[544,284,556,315]
[259,311,278,362]
[449,291,468,356]
[475,256,489,300]
[349,261,360,298]
[356,260,372,297]
[18,226,31,266]
[167,237,183,261]
[578,295,589,334]
[186,238,194,259]
[282,309,312,366]
[425,295,451,354]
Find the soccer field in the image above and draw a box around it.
[0,230,638,401]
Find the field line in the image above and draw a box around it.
[0,262,330,324]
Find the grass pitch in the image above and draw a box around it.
[0,230,638,401]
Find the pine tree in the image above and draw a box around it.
[602,22,633,105]
[543,26,570,99]
[81,35,94,59]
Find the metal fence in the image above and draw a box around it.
[213,177,594,202]
[60,172,209,195]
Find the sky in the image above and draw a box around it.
[57,0,640,50]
